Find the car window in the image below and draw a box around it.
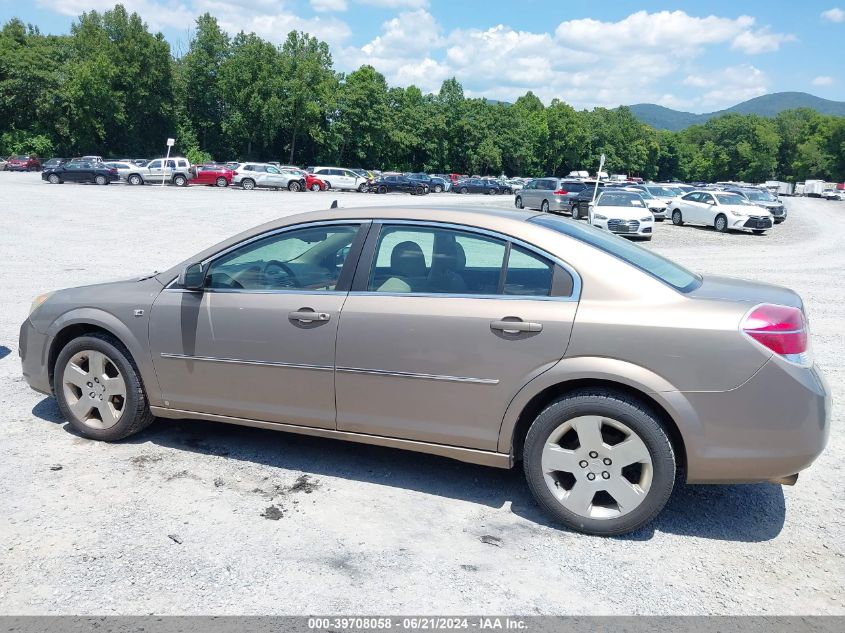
[266,166,280,174]
[682,192,700,202]
[148,160,161,169]
[205,225,360,292]
[369,226,506,295]
[504,246,554,297]
[529,215,701,292]
[714,193,750,206]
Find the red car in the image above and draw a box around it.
[6,155,41,171]
[189,164,236,187]
[306,173,327,191]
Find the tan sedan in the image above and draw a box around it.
[20,207,830,535]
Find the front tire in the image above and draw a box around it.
[358,183,368,193]
[571,205,580,220]
[288,180,302,192]
[515,196,524,209]
[48,174,60,184]
[460,187,468,194]
[54,334,155,442]
[671,210,683,225]
[523,390,676,536]
[310,183,321,191]
[433,185,443,193]
[714,214,728,233]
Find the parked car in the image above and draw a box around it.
[669,190,773,234]
[516,178,588,212]
[42,158,68,171]
[568,188,603,220]
[820,189,844,201]
[189,165,235,187]
[370,175,429,195]
[310,167,369,192]
[125,157,192,186]
[21,206,829,536]
[278,166,324,192]
[588,190,654,239]
[6,155,41,171]
[406,173,446,193]
[41,159,118,185]
[233,163,304,191]
[482,178,513,194]
[725,187,787,224]
[621,187,667,221]
[0,158,6,171]
[103,161,134,181]
[452,178,501,194]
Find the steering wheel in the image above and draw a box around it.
[262,260,300,288]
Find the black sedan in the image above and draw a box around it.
[452,178,502,194]
[370,175,429,195]
[42,158,68,171]
[42,159,119,185]
[570,188,601,220]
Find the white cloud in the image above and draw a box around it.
[731,27,796,54]
[357,0,429,8]
[813,75,835,86]
[36,0,195,31]
[821,7,845,22]
[682,65,769,108]
[311,0,348,12]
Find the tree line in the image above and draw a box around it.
[2,4,844,182]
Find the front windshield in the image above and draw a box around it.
[597,193,645,207]
[648,186,678,197]
[742,190,775,202]
[714,193,750,206]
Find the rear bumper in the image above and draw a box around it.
[19,319,52,395]
[680,358,830,483]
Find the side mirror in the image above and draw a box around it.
[179,263,205,291]
[588,202,595,208]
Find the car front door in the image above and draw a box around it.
[334,223,579,450]
[678,192,702,223]
[149,222,368,428]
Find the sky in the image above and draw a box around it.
[2,0,844,112]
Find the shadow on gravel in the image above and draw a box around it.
[0,345,11,360]
[31,398,786,542]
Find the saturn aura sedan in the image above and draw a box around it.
[20,207,829,535]
[669,190,774,234]
[589,190,655,239]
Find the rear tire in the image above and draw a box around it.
[215,177,228,187]
[515,196,524,209]
[571,205,580,220]
[460,187,468,194]
[377,185,387,194]
[523,390,676,536]
[541,200,550,213]
[671,210,683,225]
[173,174,187,187]
[434,185,443,193]
[128,174,143,186]
[241,178,256,190]
[54,333,155,442]
[94,175,107,186]
[310,183,321,191]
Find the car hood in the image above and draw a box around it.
[721,204,771,216]
[689,274,802,308]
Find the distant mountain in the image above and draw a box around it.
[628,92,845,131]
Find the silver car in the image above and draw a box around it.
[20,206,829,536]
[516,179,589,213]
[233,163,304,191]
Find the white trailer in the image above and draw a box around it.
[765,180,794,196]
[804,180,826,197]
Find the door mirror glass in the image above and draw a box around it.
[180,263,205,291]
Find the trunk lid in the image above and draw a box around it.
[689,275,802,309]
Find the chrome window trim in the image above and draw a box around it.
[359,219,582,301]
[159,352,333,372]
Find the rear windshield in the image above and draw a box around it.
[529,215,702,292]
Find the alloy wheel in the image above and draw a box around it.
[541,415,653,520]
[61,350,127,430]
[48,174,60,184]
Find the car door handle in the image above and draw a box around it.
[289,309,330,323]
[490,319,542,333]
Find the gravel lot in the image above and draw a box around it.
[0,172,842,615]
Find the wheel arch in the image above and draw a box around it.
[46,310,160,404]
[499,362,694,475]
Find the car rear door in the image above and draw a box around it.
[149,221,369,428]
[334,222,579,451]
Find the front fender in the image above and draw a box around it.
[45,307,163,406]
[496,356,704,468]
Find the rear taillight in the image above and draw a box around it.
[553,189,569,195]
[742,304,810,365]
[232,171,238,176]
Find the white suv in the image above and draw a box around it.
[310,167,369,192]
[669,190,773,234]
[233,163,304,191]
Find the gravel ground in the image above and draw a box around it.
[0,172,842,615]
